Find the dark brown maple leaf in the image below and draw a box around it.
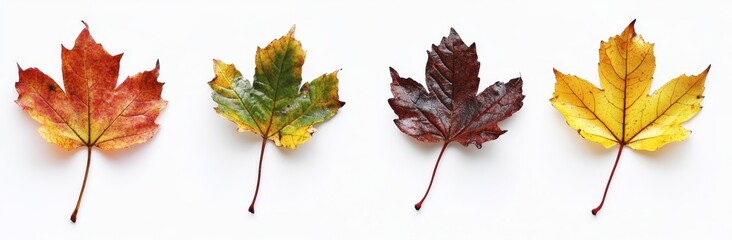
[388,28,524,210]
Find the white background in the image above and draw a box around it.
[1,0,730,239]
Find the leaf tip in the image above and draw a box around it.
[287,25,296,37]
[623,19,637,37]
[80,20,89,29]
[552,68,562,76]
[511,76,523,85]
[449,27,457,33]
[389,67,400,82]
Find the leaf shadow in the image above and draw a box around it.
[395,134,448,161]
[576,140,612,159]
[275,141,307,161]
[549,113,610,161]
[98,139,155,164]
[272,118,349,164]
[273,136,334,168]
[35,141,77,165]
[399,134,441,153]
[392,132,508,165]
[209,122,264,164]
[457,140,501,162]
[214,121,263,147]
[15,111,76,164]
[234,130,264,147]
[635,139,691,168]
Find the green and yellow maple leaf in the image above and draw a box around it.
[209,26,344,213]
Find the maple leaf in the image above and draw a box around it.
[15,22,166,222]
[550,20,709,215]
[209,26,344,214]
[389,28,524,210]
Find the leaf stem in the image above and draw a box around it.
[415,142,450,210]
[70,146,92,223]
[248,138,267,214]
[592,145,624,215]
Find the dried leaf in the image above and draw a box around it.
[15,22,167,222]
[209,26,344,213]
[389,28,524,210]
[550,20,709,215]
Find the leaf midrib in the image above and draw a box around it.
[615,35,652,144]
[263,36,294,138]
[84,48,91,146]
[621,37,628,144]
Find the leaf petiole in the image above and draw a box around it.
[415,142,450,210]
[592,145,624,215]
[70,146,92,222]
[248,138,267,214]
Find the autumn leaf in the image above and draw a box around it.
[15,22,166,222]
[389,28,524,210]
[209,26,344,214]
[550,20,709,215]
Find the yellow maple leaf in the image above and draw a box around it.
[550,20,709,215]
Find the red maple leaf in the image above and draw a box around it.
[15,22,166,222]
